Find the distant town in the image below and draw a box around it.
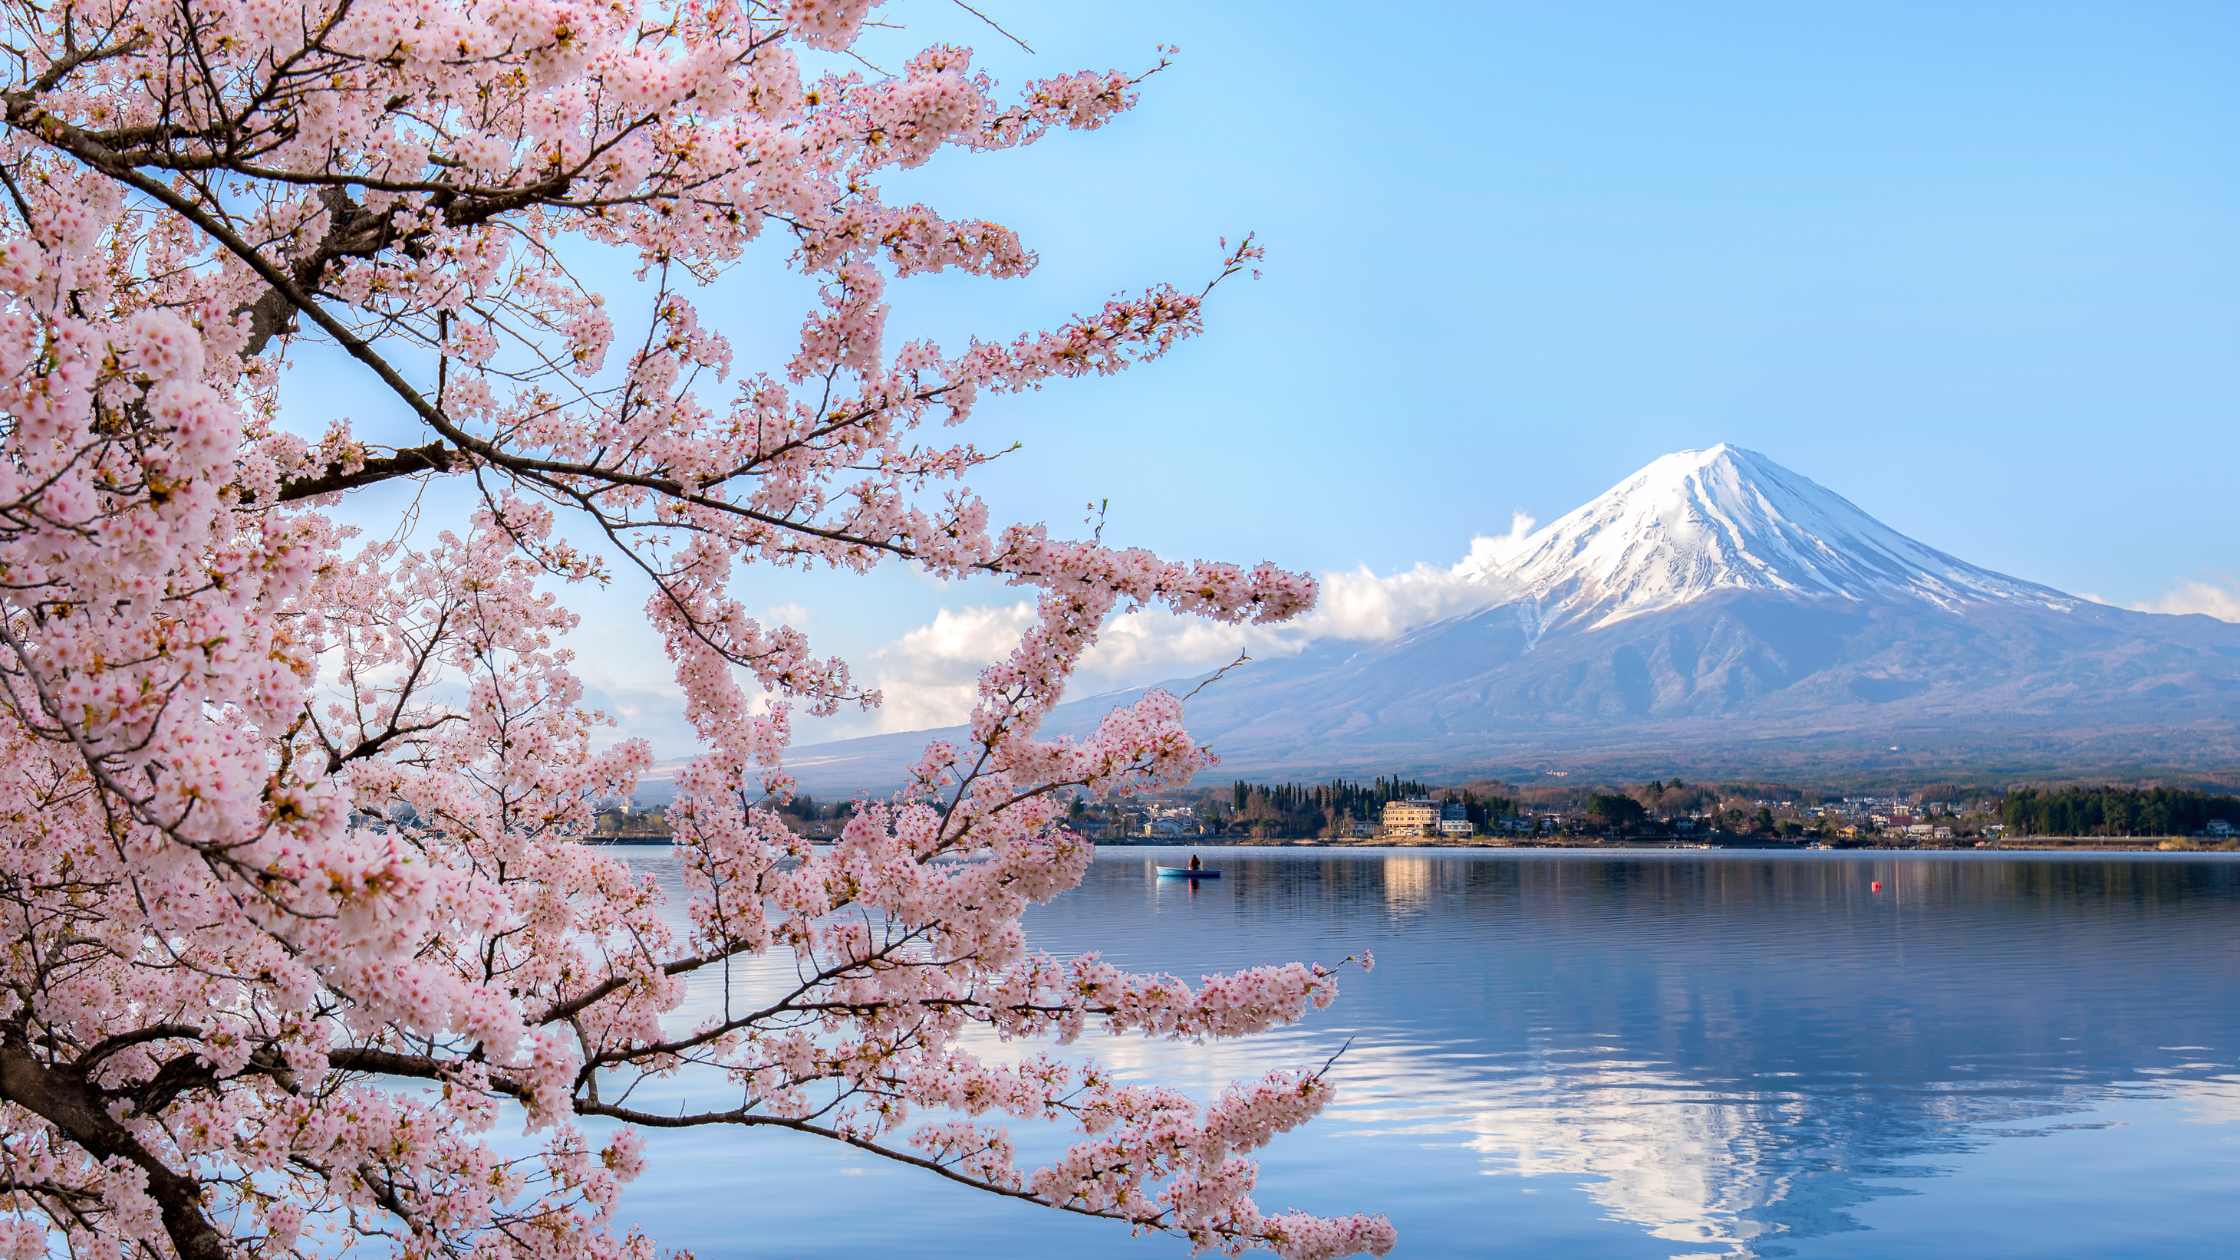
[590,780,2240,852]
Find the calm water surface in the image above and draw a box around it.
[605,848,2240,1259]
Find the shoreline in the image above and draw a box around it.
[583,835,2237,854]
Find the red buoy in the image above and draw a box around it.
[1871,881,1882,892]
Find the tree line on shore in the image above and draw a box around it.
[2000,786,2240,837]
[595,779,2240,843]
[1217,778,1515,838]
[1100,778,2240,842]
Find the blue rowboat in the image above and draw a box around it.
[1157,867,1220,878]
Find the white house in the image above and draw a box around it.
[1382,797,1441,838]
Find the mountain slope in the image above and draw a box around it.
[786,447,2240,791]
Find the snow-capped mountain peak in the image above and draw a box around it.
[1462,445,2071,628]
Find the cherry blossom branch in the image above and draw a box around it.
[0,7,1377,1256]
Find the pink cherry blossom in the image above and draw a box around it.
[0,4,1388,1258]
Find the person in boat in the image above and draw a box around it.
[1188,854,1202,871]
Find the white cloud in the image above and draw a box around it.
[864,602,1039,732]
[1077,606,1263,685]
[550,511,1549,748]
[2131,576,2240,623]
[1095,510,1534,672]
[850,513,1539,734]
[1310,511,1531,640]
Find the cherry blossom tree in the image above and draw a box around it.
[0,2,1395,1258]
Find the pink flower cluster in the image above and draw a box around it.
[0,3,1386,1258]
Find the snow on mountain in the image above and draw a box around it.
[1459,445,2072,630]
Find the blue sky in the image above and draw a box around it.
[286,1,2240,753]
[874,0,2239,583]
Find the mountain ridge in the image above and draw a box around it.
[779,447,2240,793]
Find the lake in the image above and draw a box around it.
[603,847,2240,1259]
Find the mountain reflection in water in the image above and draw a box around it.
[611,849,2240,1260]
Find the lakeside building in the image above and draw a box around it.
[1141,802,1206,838]
[1438,800,1474,838]
[1382,797,1441,838]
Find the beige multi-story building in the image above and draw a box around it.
[1382,797,1441,838]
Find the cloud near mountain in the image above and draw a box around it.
[849,511,1541,735]
[2125,576,2240,624]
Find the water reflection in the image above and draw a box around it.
[1023,851,2240,1258]
[1381,856,1435,910]
[613,849,2240,1259]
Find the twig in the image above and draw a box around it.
[951,1,1035,53]
[1181,651,1251,703]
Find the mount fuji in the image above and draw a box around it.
[790,446,2240,790]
